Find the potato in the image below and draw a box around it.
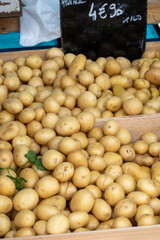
[99,135,121,152]
[72,166,91,188]
[105,164,122,181]
[53,162,74,182]
[18,108,36,124]
[40,195,66,211]
[87,127,103,141]
[85,213,99,230]
[0,214,11,237]
[96,174,114,191]
[0,140,12,151]
[119,145,136,162]
[96,222,111,230]
[14,209,35,229]
[112,216,132,228]
[137,178,159,198]
[15,227,35,237]
[137,214,157,226]
[127,191,151,205]
[43,96,60,114]
[88,155,106,172]
[26,54,43,69]
[0,195,12,214]
[55,116,80,136]
[59,181,77,200]
[135,205,154,222]
[104,183,125,207]
[36,204,60,221]
[85,185,102,199]
[0,175,15,196]
[3,75,20,91]
[116,127,132,145]
[69,211,89,230]
[110,75,132,88]
[34,128,56,145]
[19,168,39,188]
[134,154,154,167]
[58,137,81,155]
[77,91,97,110]
[145,98,160,112]
[91,198,112,221]
[67,150,88,168]
[47,214,69,234]
[13,144,31,168]
[103,152,123,167]
[47,136,63,151]
[102,119,120,136]
[46,47,64,59]
[151,161,160,182]
[77,111,95,132]
[4,98,23,115]
[116,56,131,68]
[87,142,104,156]
[17,66,33,82]
[114,199,137,219]
[42,149,64,171]
[0,149,13,169]
[133,78,150,90]
[4,230,16,238]
[68,54,86,80]
[2,61,17,75]
[104,60,121,76]
[86,61,102,77]
[70,189,94,213]
[35,175,59,198]
[116,174,136,194]
[33,220,47,235]
[13,188,39,211]
[123,98,143,115]
[145,68,160,85]
[0,85,8,105]
[148,142,160,157]
[121,67,139,81]
[149,198,160,215]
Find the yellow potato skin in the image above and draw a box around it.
[68,54,87,81]
[145,67,160,85]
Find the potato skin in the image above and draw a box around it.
[145,68,160,85]
[68,54,87,80]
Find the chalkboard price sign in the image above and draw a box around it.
[60,0,147,61]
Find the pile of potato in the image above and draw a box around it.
[0,48,160,238]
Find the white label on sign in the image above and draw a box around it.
[61,0,86,8]
[0,0,20,13]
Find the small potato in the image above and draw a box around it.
[86,61,102,77]
[105,164,122,181]
[19,168,39,188]
[91,198,112,221]
[60,75,75,89]
[145,98,160,112]
[119,145,136,162]
[78,70,94,87]
[70,189,95,213]
[43,96,60,114]
[116,127,132,145]
[96,174,114,191]
[104,60,121,76]
[85,213,99,230]
[18,108,36,124]
[41,113,59,130]
[89,171,101,185]
[18,91,34,106]
[104,183,125,207]
[121,67,139,81]
[72,166,91,188]
[133,79,150,90]
[35,175,59,198]
[53,162,74,182]
[17,66,33,82]
[102,119,120,136]
[127,191,151,206]
[149,198,160,215]
[135,205,154,222]
[59,181,77,200]
[68,54,86,80]
[14,209,35,229]
[26,120,42,138]
[88,83,102,98]
[142,106,157,115]
[0,149,13,169]
[34,128,56,145]
[63,94,76,109]
[33,220,47,235]
[55,116,80,136]
[145,68,160,85]
[36,204,60,221]
[40,195,66,211]
[71,132,89,149]
[67,150,88,168]
[77,91,97,110]
[47,136,63,151]
[0,140,12,151]
[110,75,133,88]
[0,175,15,197]
[64,53,76,68]
[116,56,131,68]
[137,214,157,226]
[0,195,12,214]
[85,185,102,199]
[116,174,136,194]
[123,98,143,115]
[26,54,43,69]
[134,154,154,167]
[0,85,8,105]
[99,136,121,152]
[137,178,159,198]
[87,142,104,156]
[103,152,123,167]
[112,216,132,228]
[3,75,20,91]
[0,214,11,237]
[88,155,106,172]
[13,144,31,168]
[4,98,23,115]
[87,127,103,141]
[105,96,122,112]
[133,140,148,154]
[15,56,26,67]
[13,188,39,211]
[41,59,59,73]
[2,61,17,75]
[46,47,64,59]
[64,85,81,100]
[95,73,111,90]
[15,227,35,237]
[148,142,160,157]
[135,90,149,104]
[47,214,69,234]
[35,89,52,103]
[58,137,81,155]
[77,111,95,132]
[4,230,16,238]
[114,199,137,219]
[69,211,89,230]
